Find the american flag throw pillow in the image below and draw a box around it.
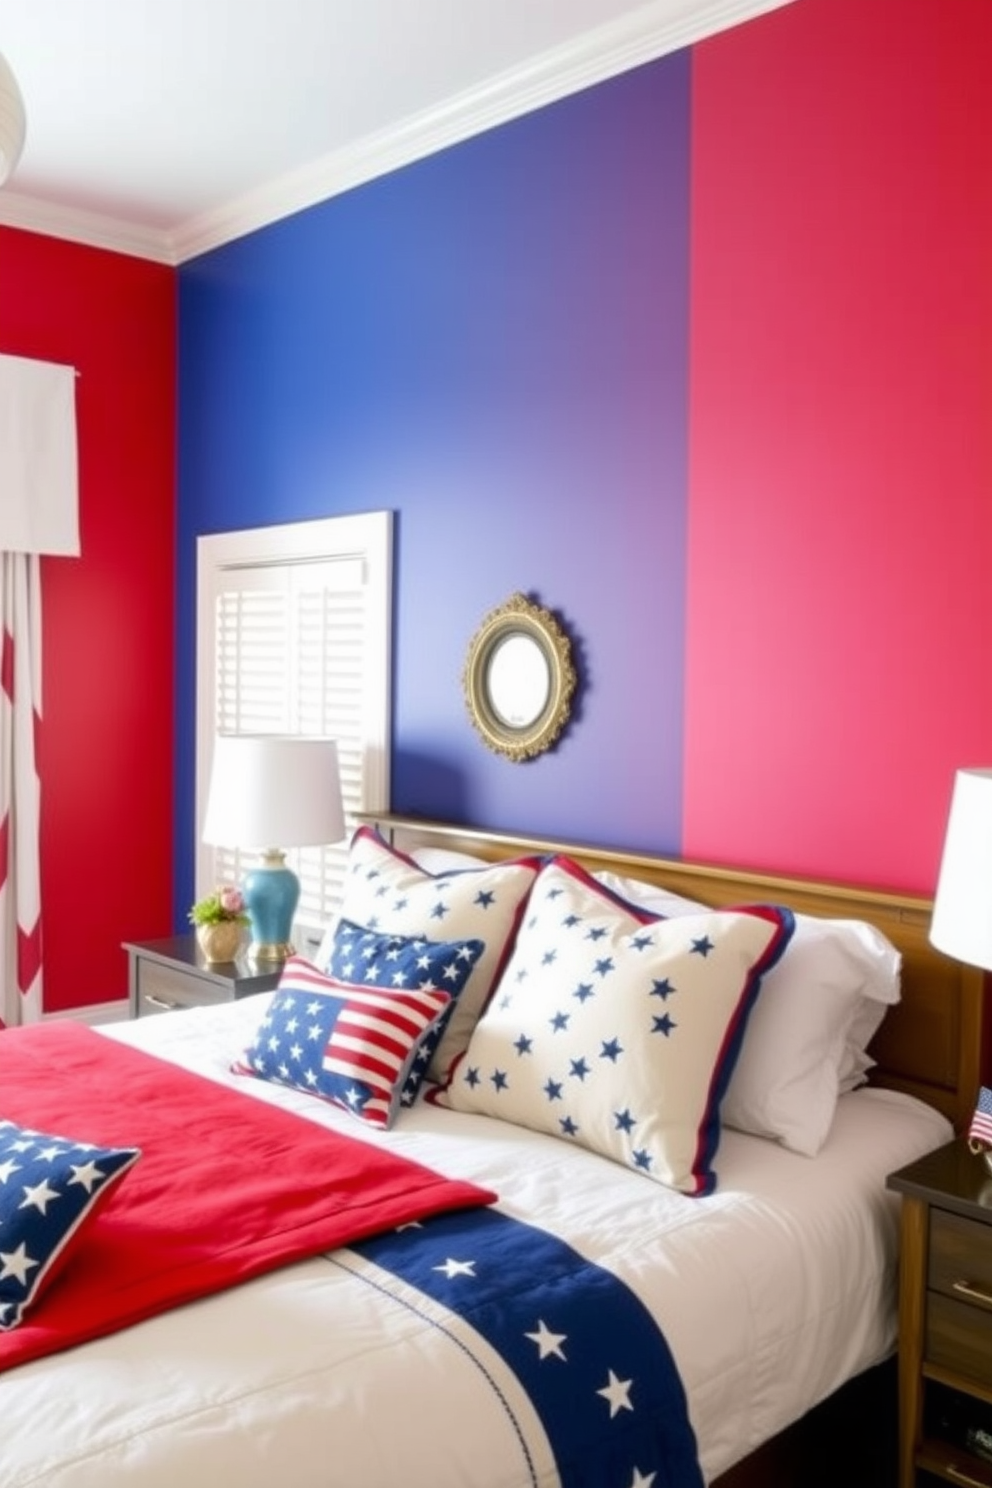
[235,956,453,1129]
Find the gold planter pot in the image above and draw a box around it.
[195,921,246,964]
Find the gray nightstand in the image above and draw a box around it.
[123,934,284,1017]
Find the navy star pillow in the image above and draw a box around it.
[235,955,454,1129]
[322,919,485,1105]
[0,1119,141,1330]
[318,828,542,1085]
[434,856,794,1195]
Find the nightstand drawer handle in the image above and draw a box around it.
[948,1465,989,1488]
[145,993,181,1011]
[952,1278,992,1307]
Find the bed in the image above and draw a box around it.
[1,812,984,1488]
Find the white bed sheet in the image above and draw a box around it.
[1,997,951,1487]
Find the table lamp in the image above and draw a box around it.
[202,734,346,960]
[930,767,992,976]
[930,767,992,1166]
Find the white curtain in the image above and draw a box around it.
[0,352,78,1027]
[0,553,43,1026]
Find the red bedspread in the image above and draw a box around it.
[0,1022,495,1372]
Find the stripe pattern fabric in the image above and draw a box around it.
[0,552,43,1028]
[236,955,452,1128]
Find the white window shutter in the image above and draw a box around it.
[196,514,392,944]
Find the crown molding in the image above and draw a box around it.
[0,0,793,266]
[0,189,175,263]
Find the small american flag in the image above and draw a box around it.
[968,1086,992,1150]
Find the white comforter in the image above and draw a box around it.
[1,997,950,1487]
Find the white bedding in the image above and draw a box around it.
[1,996,950,1487]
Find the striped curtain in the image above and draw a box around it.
[0,551,43,1027]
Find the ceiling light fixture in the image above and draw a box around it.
[0,50,26,187]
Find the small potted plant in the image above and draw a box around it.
[188,885,249,963]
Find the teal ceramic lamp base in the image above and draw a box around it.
[243,851,300,960]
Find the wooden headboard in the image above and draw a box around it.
[357,813,988,1134]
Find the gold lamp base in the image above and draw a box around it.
[249,939,294,962]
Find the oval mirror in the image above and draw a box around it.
[463,593,576,762]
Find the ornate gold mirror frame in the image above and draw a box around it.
[463,593,576,762]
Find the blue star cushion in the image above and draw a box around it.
[322,918,485,1104]
[0,1119,140,1330]
[235,955,454,1129]
[318,827,542,1085]
[434,856,794,1195]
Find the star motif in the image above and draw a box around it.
[525,1319,567,1360]
[0,1242,38,1285]
[690,935,714,957]
[68,1161,106,1194]
[631,1471,657,1488]
[600,1038,623,1062]
[629,933,655,952]
[474,889,496,909]
[597,1369,634,1417]
[514,1034,533,1056]
[560,1116,579,1137]
[550,1010,570,1033]
[465,1066,481,1087]
[650,978,675,999]
[491,1069,508,1092]
[614,1108,636,1133]
[544,1078,563,1102]
[593,956,614,977]
[569,1058,590,1081]
[632,1148,653,1171]
[651,1013,675,1036]
[433,1257,476,1279]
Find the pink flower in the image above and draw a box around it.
[219,886,245,916]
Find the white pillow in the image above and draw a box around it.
[318,828,541,1085]
[595,869,900,1156]
[435,857,794,1194]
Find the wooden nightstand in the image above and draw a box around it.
[123,935,284,1018]
[888,1139,992,1488]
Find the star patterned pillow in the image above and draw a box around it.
[318,827,542,1085]
[235,955,454,1129]
[0,1119,140,1330]
[434,856,794,1195]
[322,918,485,1105]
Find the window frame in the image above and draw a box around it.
[194,511,393,939]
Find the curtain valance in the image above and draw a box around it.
[0,352,79,556]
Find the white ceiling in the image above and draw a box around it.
[0,0,792,265]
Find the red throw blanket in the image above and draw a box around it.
[0,1022,495,1372]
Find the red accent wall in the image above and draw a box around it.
[685,0,992,891]
[0,227,176,1011]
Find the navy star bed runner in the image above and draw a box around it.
[350,1205,704,1488]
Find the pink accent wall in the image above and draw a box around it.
[685,0,992,892]
[0,227,176,1011]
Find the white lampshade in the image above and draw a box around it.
[930,767,992,973]
[0,51,26,188]
[202,734,345,850]
[202,735,346,960]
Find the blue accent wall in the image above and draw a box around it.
[176,54,691,914]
